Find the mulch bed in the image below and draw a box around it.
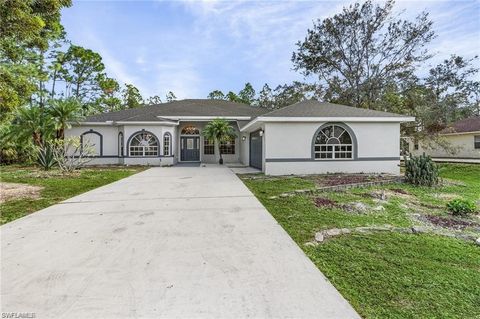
[424,215,480,230]
[314,197,339,208]
[390,188,409,195]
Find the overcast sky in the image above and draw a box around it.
[62,0,480,99]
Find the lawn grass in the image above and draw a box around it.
[0,165,145,224]
[241,163,480,319]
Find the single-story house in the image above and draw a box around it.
[408,116,480,160]
[66,99,414,175]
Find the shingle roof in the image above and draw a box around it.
[440,116,480,134]
[84,99,268,122]
[261,100,408,118]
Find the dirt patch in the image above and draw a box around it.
[314,197,339,208]
[424,215,480,230]
[0,182,43,203]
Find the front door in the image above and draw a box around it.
[180,136,200,161]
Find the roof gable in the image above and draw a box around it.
[261,100,408,118]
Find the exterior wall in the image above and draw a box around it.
[177,121,241,164]
[66,124,176,166]
[410,133,480,159]
[263,122,401,175]
[239,131,250,166]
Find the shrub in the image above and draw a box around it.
[447,199,477,216]
[405,153,439,186]
[37,144,57,170]
[51,137,95,173]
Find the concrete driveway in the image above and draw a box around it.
[1,165,359,319]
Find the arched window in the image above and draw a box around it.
[118,132,124,157]
[181,126,199,135]
[128,131,159,157]
[163,132,171,156]
[313,124,353,159]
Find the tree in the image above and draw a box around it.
[272,82,323,108]
[147,95,162,105]
[97,74,122,112]
[7,106,54,147]
[0,0,71,119]
[165,91,177,102]
[423,55,479,125]
[257,84,274,109]
[292,0,435,109]
[202,119,236,164]
[47,98,84,139]
[207,90,226,100]
[226,91,241,102]
[60,45,105,104]
[122,84,143,108]
[238,83,255,104]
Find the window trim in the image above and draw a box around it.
[311,123,357,160]
[203,138,215,155]
[474,135,480,149]
[126,130,160,157]
[219,137,236,155]
[80,129,103,156]
[163,132,172,156]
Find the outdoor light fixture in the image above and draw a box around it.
[259,130,264,137]
[242,136,246,141]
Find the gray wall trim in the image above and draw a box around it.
[265,157,400,163]
[311,122,358,160]
[126,129,161,157]
[73,155,175,159]
[80,129,103,156]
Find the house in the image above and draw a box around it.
[65,99,414,175]
[408,116,480,161]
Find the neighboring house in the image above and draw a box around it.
[408,116,480,160]
[66,99,414,175]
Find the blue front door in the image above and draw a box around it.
[180,136,200,161]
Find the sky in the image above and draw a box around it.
[62,0,480,100]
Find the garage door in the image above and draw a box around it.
[249,130,262,170]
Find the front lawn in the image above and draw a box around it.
[0,165,145,224]
[241,164,480,319]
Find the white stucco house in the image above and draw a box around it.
[65,99,414,175]
[408,116,480,161]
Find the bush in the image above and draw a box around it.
[405,153,439,186]
[37,144,57,170]
[51,137,94,173]
[447,199,477,216]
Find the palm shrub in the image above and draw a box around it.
[405,153,439,186]
[202,119,236,164]
[47,98,84,139]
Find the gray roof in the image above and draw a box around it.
[440,116,480,134]
[261,100,408,118]
[84,99,268,122]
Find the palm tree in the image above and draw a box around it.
[7,106,54,147]
[48,98,84,139]
[202,118,236,164]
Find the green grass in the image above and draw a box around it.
[242,163,480,319]
[0,165,145,224]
